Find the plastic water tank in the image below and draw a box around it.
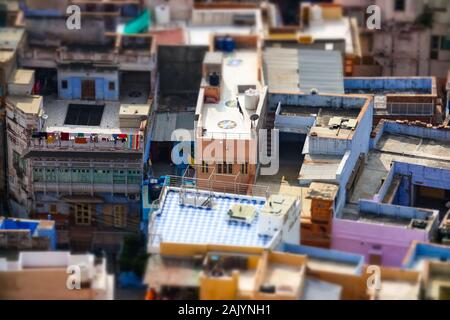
[208,72,220,87]
[215,36,225,51]
[223,36,236,53]
[244,89,260,110]
[310,5,323,24]
[155,4,170,25]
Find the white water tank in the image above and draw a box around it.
[310,5,323,25]
[244,88,260,110]
[155,4,170,25]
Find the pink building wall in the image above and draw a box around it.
[331,218,430,267]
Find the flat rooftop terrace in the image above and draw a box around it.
[344,77,435,95]
[350,133,450,203]
[303,18,354,54]
[201,50,261,139]
[43,96,146,135]
[149,188,273,251]
[342,204,434,228]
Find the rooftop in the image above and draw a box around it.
[187,8,263,45]
[8,69,34,86]
[302,17,355,55]
[273,93,371,140]
[307,182,339,201]
[0,216,54,234]
[145,243,307,299]
[350,132,450,203]
[0,27,24,51]
[423,261,450,300]
[281,243,365,276]
[344,77,436,95]
[403,242,450,270]
[42,97,143,135]
[148,188,274,252]
[342,202,437,229]
[6,95,43,115]
[152,112,195,142]
[198,50,264,140]
[263,48,344,94]
[365,266,421,300]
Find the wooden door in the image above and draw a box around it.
[81,79,96,100]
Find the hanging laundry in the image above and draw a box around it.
[47,134,55,144]
[118,134,127,139]
[75,137,88,144]
[32,132,41,139]
[60,132,69,141]
[128,134,140,150]
[112,134,118,140]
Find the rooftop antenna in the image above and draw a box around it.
[236,97,244,118]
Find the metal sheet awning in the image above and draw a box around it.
[152,112,195,142]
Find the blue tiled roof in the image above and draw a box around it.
[150,189,273,249]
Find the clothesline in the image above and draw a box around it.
[31,131,142,149]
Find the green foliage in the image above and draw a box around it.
[119,234,148,277]
[416,5,434,28]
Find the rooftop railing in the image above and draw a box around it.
[28,133,143,152]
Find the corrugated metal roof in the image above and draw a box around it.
[152,112,195,142]
[263,48,344,95]
[298,49,344,94]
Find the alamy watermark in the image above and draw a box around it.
[66,264,82,290]
[366,5,381,30]
[66,5,81,30]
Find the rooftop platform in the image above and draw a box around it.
[344,77,436,95]
[403,242,450,270]
[187,8,263,45]
[300,15,355,54]
[200,50,262,140]
[42,96,145,135]
[350,132,450,203]
[281,243,365,276]
[273,93,371,139]
[263,48,344,94]
[148,188,274,252]
[6,95,43,115]
[342,202,437,229]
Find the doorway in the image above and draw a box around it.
[82,79,96,100]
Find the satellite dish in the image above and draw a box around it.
[42,114,48,120]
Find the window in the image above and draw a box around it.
[217,162,232,174]
[49,204,57,214]
[61,80,68,89]
[114,205,127,228]
[394,0,405,11]
[240,162,249,175]
[441,36,450,50]
[108,81,115,91]
[431,36,440,50]
[73,204,91,226]
[201,161,208,173]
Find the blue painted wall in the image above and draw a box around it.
[59,76,119,101]
[280,243,365,275]
[403,243,450,268]
[344,77,433,94]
